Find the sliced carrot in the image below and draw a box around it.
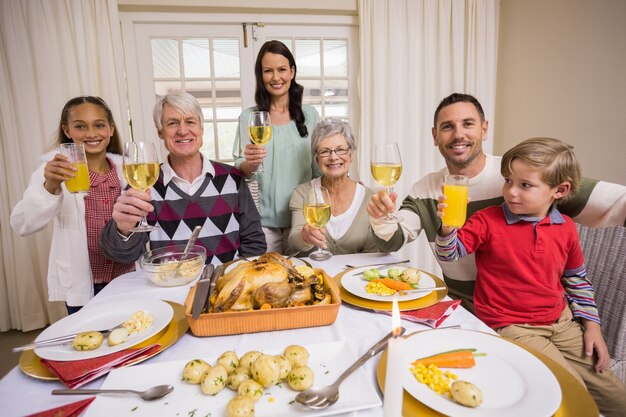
[411,349,476,368]
[372,277,412,291]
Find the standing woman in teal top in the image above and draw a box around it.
[233,40,320,254]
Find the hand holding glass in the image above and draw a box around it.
[60,143,90,194]
[442,174,469,228]
[122,141,160,232]
[370,143,403,223]
[304,187,332,261]
[248,111,272,173]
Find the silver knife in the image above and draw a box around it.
[203,264,224,314]
[191,264,214,319]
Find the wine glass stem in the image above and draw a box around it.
[386,187,394,219]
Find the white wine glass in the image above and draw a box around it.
[371,142,403,223]
[123,141,160,232]
[304,186,332,261]
[248,111,272,174]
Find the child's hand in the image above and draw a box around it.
[43,153,74,194]
[436,184,455,237]
[583,321,610,372]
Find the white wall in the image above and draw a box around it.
[495,0,626,184]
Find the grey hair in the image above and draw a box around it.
[311,119,357,155]
[153,90,204,131]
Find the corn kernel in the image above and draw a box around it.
[409,363,458,397]
[365,281,396,296]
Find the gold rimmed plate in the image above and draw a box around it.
[333,268,447,311]
[34,299,172,361]
[18,301,188,380]
[375,330,598,417]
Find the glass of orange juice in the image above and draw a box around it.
[442,174,468,228]
[60,143,90,194]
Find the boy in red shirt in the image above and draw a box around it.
[435,137,626,416]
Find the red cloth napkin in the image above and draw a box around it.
[376,299,461,328]
[41,344,160,389]
[25,397,95,417]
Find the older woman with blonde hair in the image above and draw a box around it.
[288,119,377,254]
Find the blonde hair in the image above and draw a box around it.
[501,137,581,202]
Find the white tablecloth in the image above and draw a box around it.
[1,253,492,417]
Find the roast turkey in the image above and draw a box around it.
[212,261,288,311]
[211,253,320,312]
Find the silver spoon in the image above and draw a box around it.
[52,384,174,401]
[174,225,202,276]
[295,327,406,409]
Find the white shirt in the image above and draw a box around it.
[312,177,365,240]
[161,155,215,195]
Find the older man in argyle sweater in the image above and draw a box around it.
[101,91,266,265]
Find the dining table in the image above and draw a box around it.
[0,252,599,417]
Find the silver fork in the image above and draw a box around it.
[12,320,127,352]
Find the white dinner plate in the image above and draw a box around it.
[83,341,382,417]
[341,267,436,302]
[225,255,310,273]
[402,329,562,417]
[35,299,173,361]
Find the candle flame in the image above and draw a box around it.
[391,297,401,336]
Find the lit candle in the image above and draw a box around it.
[383,297,405,417]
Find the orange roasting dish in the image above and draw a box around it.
[184,253,340,336]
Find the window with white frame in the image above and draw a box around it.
[121,14,358,163]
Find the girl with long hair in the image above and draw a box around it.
[11,96,134,314]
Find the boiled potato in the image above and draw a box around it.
[238,379,264,402]
[450,380,483,407]
[250,354,281,387]
[400,268,421,285]
[227,368,251,390]
[226,394,255,417]
[287,366,314,391]
[239,351,262,370]
[72,331,104,351]
[274,354,292,382]
[201,364,228,395]
[182,359,211,384]
[216,350,240,375]
[284,345,309,368]
[107,327,129,346]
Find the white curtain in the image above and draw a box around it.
[0,0,128,331]
[358,0,498,274]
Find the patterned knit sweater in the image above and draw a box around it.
[101,161,266,265]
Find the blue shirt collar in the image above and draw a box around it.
[502,202,565,225]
